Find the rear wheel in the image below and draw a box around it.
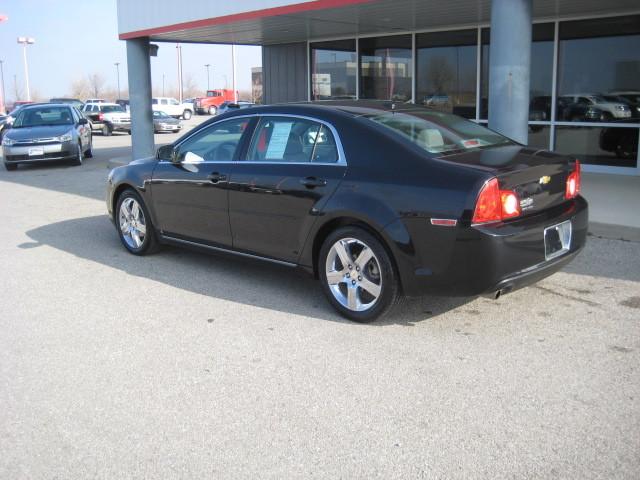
[208,106,217,116]
[102,124,112,136]
[319,227,401,322]
[182,109,192,120]
[84,137,93,158]
[116,189,158,255]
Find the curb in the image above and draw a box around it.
[589,222,640,243]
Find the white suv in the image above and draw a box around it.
[152,97,194,120]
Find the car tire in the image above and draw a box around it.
[72,142,83,166]
[208,106,217,116]
[102,124,112,136]
[319,226,401,322]
[182,110,192,120]
[4,162,17,171]
[600,112,613,122]
[115,189,159,255]
[84,138,93,158]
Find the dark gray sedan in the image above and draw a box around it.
[153,110,182,133]
[2,104,93,170]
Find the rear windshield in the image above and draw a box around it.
[13,106,74,127]
[363,110,512,154]
[101,105,125,113]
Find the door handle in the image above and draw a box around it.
[207,172,227,183]
[300,176,327,188]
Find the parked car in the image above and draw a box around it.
[152,97,194,120]
[50,98,84,110]
[599,127,638,160]
[2,103,93,170]
[85,98,106,104]
[106,101,587,322]
[115,99,130,112]
[82,102,131,136]
[152,110,182,133]
[0,115,8,141]
[193,89,237,115]
[561,94,631,121]
[603,93,640,119]
[217,101,256,115]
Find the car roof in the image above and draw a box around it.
[86,102,119,106]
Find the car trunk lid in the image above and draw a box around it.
[438,145,576,215]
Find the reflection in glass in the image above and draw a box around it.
[310,40,357,100]
[416,30,477,119]
[557,15,640,122]
[528,126,551,151]
[481,24,554,120]
[555,126,638,168]
[360,35,412,101]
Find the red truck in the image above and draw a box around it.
[194,89,237,115]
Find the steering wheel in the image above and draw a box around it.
[204,142,237,162]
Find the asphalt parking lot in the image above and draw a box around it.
[1,118,639,479]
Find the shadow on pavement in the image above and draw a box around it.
[25,215,473,326]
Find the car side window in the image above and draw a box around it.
[170,99,180,105]
[247,117,339,163]
[176,118,251,163]
[152,99,158,105]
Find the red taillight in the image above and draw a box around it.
[472,178,522,224]
[98,112,104,121]
[565,160,581,199]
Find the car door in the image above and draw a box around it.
[150,117,255,247]
[228,115,346,263]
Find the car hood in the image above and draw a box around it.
[5,125,74,140]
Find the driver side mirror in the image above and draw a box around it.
[78,118,88,125]
[157,144,176,161]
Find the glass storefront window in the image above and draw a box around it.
[360,35,412,101]
[481,24,555,120]
[415,29,478,119]
[310,39,357,100]
[557,15,640,123]
[555,126,638,168]
[528,125,551,151]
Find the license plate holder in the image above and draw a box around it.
[28,147,44,156]
[544,220,572,260]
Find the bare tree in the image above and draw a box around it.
[182,72,200,99]
[70,77,90,100]
[12,75,23,102]
[87,72,106,98]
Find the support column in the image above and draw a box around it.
[126,38,155,159]
[488,0,532,144]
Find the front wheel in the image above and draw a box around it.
[182,109,192,120]
[115,189,158,255]
[72,142,83,166]
[319,227,401,322]
[208,106,217,116]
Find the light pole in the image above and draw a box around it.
[204,64,211,91]
[176,44,183,102]
[114,62,121,99]
[0,60,6,114]
[162,73,165,96]
[231,45,237,102]
[17,36,35,101]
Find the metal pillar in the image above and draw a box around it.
[488,0,532,144]
[126,38,155,159]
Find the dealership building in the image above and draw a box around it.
[117,0,640,179]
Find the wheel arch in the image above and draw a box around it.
[310,216,403,292]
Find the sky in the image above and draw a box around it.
[0,0,262,102]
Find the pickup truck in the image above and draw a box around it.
[151,97,194,120]
[194,89,237,115]
[81,102,131,136]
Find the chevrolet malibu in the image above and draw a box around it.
[106,102,587,322]
[2,103,92,170]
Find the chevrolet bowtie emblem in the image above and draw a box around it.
[539,175,551,185]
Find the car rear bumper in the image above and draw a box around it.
[393,196,589,297]
[3,142,76,163]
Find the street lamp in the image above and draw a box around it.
[17,36,35,101]
[0,60,6,114]
[204,64,211,91]
[114,62,121,100]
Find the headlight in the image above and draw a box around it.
[1,137,15,146]
[57,133,73,142]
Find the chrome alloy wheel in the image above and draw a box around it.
[118,197,147,249]
[325,238,382,312]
